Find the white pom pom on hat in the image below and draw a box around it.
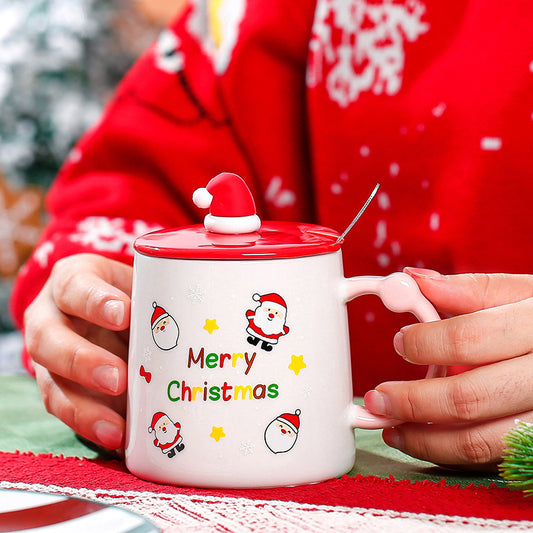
[192,172,261,235]
[192,187,213,209]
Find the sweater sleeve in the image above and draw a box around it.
[9,9,257,331]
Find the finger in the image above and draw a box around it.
[364,353,533,424]
[25,294,127,396]
[35,364,125,450]
[69,317,129,362]
[395,297,533,366]
[382,411,533,468]
[50,254,133,331]
[403,268,533,316]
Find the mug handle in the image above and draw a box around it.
[341,272,446,429]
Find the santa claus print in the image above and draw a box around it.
[148,411,185,458]
[246,292,289,351]
[151,302,180,351]
[264,409,301,454]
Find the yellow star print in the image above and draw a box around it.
[210,426,226,442]
[288,354,306,376]
[204,318,219,334]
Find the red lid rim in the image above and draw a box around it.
[134,221,341,260]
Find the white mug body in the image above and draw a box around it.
[125,249,356,488]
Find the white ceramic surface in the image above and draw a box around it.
[125,248,440,488]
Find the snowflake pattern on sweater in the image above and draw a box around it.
[308,0,430,106]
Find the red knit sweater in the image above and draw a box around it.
[11,0,533,394]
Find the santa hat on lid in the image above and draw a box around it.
[253,293,287,315]
[276,409,301,433]
[151,302,168,329]
[192,173,261,234]
[148,412,167,433]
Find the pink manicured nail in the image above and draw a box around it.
[103,299,125,327]
[93,420,123,450]
[393,331,405,357]
[93,365,119,393]
[383,427,403,450]
[403,267,445,280]
[364,389,392,417]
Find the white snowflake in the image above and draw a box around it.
[239,440,254,456]
[69,216,161,256]
[390,240,401,256]
[377,252,391,268]
[34,240,54,268]
[265,176,296,209]
[359,145,371,157]
[187,283,206,304]
[330,182,343,195]
[373,219,387,249]
[389,162,400,177]
[302,385,313,398]
[480,137,502,151]
[143,346,153,362]
[431,102,447,117]
[308,0,430,107]
[429,212,440,231]
[377,192,391,211]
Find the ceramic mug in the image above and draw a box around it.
[125,173,443,488]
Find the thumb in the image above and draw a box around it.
[403,268,533,316]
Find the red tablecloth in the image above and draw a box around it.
[1,451,532,532]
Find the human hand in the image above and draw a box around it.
[364,268,533,470]
[23,254,132,452]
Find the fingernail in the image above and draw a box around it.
[103,299,125,327]
[393,330,405,357]
[364,389,392,417]
[404,267,445,280]
[93,365,119,393]
[383,427,403,450]
[93,420,123,450]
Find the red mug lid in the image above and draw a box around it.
[134,221,341,260]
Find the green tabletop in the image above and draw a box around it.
[0,375,505,488]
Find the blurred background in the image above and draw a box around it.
[0,0,184,372]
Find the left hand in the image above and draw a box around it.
[364,268,533,470]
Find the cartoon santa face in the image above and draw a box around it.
[255,303,286,335]
[151,302,179,350]
[153,415,175,443]
[264,410,301,454]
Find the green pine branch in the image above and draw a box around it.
[499,421,533,496]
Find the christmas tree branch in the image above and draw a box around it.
[499,421,533,496]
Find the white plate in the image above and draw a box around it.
[0,488,159,532]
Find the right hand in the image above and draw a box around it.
[24,253,133,452]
